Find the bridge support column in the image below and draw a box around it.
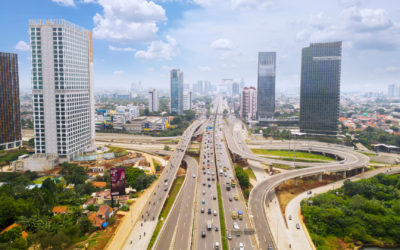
[278,184,281,191]
[294,178,298,186]
[323,152,326,156]
[268,164,273,172]
[335,155,338,160]
[244,159,248,165]
[361,167,365,173]
[318,174,323,182]
[343,171,347,178]
[232,154,236,162]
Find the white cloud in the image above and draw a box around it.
[198,66,212,71]
[296,29,310,41]
[162,65,172,70]
[135,35,179,60]
[51,0,75,6]
[160,74,168,77]
[220,50,244,61]
[340,7,393,32]
[15,41,30,51]
[92,0,167,43]
[193,0,219,7]
[339,0,368,6]
[80,0,96,3]
[231,0,273,10]
[109,45,136,51]
[309,12,331,30]
[211,39,235,50]
[147,67,155,72]
[113,70,124,74]
[374,66,400,74]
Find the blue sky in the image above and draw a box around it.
[2,0,400,92]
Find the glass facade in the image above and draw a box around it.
[257,52,276,121]
[299,41,342,135]
[170,69,183,114]
[0,52,21,150]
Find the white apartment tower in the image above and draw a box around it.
[148,88,159,112]
[183,91,192,111]
[29,20,95,162]
[240,87,257,120]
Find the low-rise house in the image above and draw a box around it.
[97,205,111,220]
[0,223,28,239]
[52,206,68,215]
[92,182,107,189]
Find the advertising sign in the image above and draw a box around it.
[110,168,126,196]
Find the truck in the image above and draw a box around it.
[226,183,231,191]
[223,167,227,172]
[232,211,237,219]
[238,210,243,220]
[207,220,212,230]
[221,138,223,142]
[231,180,236,188]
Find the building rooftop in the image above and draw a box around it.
[97,205,109,216]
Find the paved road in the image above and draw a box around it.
[155,155,198,250]
[121,120,202,250]
[286,166,400,250]
[193,112,222,250]
[215,108,255,249]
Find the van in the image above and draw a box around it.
[215,242,220,250]
[296,223,300,229]
[165,182,168,186]
[207,220,212,230]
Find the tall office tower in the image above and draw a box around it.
[29,20,95,161]
[138,81,142,92]
[299,41,342,135]
[232,82,239,95]
[192,83,198,93]
[197,80,203,94]
[184,83,190,91]
[240,86,257,120]
[204,80,211,93]
[240,78,245,90]
[170,69,183,114]
[148,88,159,112]
[131,82,136,92]
[183,91,192,110]
[0,52,22,150]
[257,52,276,121]
[388,84,396,97]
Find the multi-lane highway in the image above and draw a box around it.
[122,120,202,250]
[154,155,198,250]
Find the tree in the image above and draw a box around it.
[391,126,399,132]
[183,110,196,121]
[86,204,97,212]
[28,138,35,147]
[144,108,149,116]
[78,216,93,233]
[385,120,392,124]
[164,145,170,151]
[126,120,131,124]
[0,226,22,243]
[41,178,56,197]
[12,237,28,249]
[223,109,228,114]
[170,117,182,125]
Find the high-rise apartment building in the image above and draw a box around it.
[0,52,22,150]
[257,52,276,121]
[299,41,342,135]
[148,88,159,112]
[29,19,95,161]
[138,81,142,92]
[240,86,257,120]
[240,78,245,90]
[204,80,211,93]
[184,83,190,91]
[197,80,203,94]
[183,91,192,111]
[130,82,136,92]
[170,69,183,114]
[192,83,198,93]
[232,82,239,95]
[388,84,396,97]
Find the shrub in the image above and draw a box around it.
[120,205,130,211]
[344,236,353,243]
[243,189,250,198]
[108,216,117,224]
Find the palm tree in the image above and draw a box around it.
[31,188,45,205]
[72,206,83,220]
[78,216,93,233]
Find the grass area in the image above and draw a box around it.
[268,163,308,170]
[217,182,228,250]
[0,148,29,165]
[369,161,387,164]
[147,176,185,250]
[252,149,337,161]
[262,156,328,163]
[359,152,377,156]
[244,168,256,180]
[223,118,229,126]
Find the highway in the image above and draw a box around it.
[154,155,198,250]
[193,103,222,250]
[121,119,202,250]
[215,102,255,250]
[223,116,369,250]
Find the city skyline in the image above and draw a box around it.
[1,0,399,91]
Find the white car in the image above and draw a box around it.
[233,222,239,229]
[239,243,244,250]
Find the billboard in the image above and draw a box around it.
[110,168,126,196]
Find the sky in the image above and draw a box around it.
[1,0,400,92]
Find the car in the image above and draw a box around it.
[213,196,217,200]
[212,177,215,181]
[289,215,292,220]
[208,209,212,214]
[239,243,244,250]
[214,211,217,216]
[296,223,300,229]
[201,208,204,213]
[208,183,211,187]
[235,195,238,200]
[202,231,206,238]
[307,191,312,195]
[215,225,219,231]
[207,177,210,181]
[193,174,196,178]
[203,182,206,186]
[229,174,232,178]
[233,222,239,229]
[207,165,210,169]
[164,187,168,191]
[224,173,227,177]
[268,245,273,249]
[203,171,206,174]
[340,162,344,164]
[202,199,205,204]
[208,172,210,175]
[203,191,206,195]
[164,178,168,182]
[229,197,233,202]
[228,233,232,240]
[212,172,214,175]
[227,167,229,170]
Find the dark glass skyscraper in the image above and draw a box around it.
[299,41,342,135]
[0,52,21,150]
[257,52,276,121]
[170,69,183,114]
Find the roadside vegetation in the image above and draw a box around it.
[216,183,228,250]
[251,149,337,161]
[223,118,229,126]
[147,176,185,249]
[302,173,400,249]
